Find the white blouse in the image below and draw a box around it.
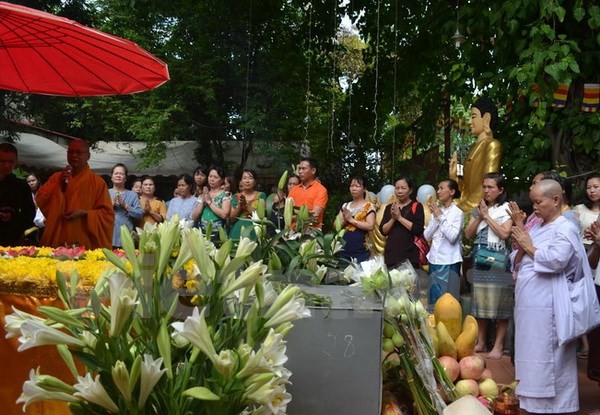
[423,202,464,265]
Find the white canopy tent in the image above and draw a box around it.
[8,133,199,175]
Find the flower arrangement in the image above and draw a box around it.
[0,247,119,295]
[5,217,311,414]
[353,257,458,414]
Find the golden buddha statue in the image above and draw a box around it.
[368,187,397,256]
[449,97,502,213]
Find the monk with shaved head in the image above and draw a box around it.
[36,140,114,249]
[510,178,594,413]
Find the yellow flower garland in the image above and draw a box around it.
[0,246,122,296]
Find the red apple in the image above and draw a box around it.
[439,355,460,382]
[459,355,485,380]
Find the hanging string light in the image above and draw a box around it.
[304,2,313,144]
[328,0,338,153]
[391,0,398,180]
[242,0,253,167]
[372,0,381,170]
[450,0,466,48]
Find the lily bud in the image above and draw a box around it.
[268,251,283,271]
[277,170,289,191]
[111,360,132,402]
[283,197,294,229]
[297,205,309,223]
[256,198,266,220]
[334,215,343,233]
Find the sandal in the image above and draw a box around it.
[577,350,589,359]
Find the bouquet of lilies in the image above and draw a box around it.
[355,257,457,414]
[5,216,311,415]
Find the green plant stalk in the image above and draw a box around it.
[399,352,437,415]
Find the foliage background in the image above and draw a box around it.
[2,0,599,219]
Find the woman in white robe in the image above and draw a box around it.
[511,180,582,414]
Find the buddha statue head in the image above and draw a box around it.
[471,97,498,137]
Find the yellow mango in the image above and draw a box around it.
[454,315,479,360]
[436,321,457,359]
[434,293,462,341]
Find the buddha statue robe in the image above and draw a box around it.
[452,137,502,213]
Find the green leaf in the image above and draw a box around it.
[589,6,600,29]
[544,63,561,81]
[102,248,131,275]
[90,289,102,321]
[555,6,566,22]
[56,344,78,381]
[182,386,220,401]
[157,321,173,379]
[69,270,79,299]
[55,271,70,308]
[569,60,580,74]
[573,7,585,22]
[214,239,232,268]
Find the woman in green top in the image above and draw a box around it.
[192,166,231,236]
[229,168,266,239]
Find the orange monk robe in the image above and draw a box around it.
[37,165,114,249]
[1,295,73,415]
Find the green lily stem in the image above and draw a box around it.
[399,352,437,415]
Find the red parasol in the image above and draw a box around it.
[0,1,169,96]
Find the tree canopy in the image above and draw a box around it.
[2,0,599,189]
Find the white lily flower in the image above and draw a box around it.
[17,320,85,352]
[214,349,237,379]
[177,308,218,364]
[237,329,288,379]
[263,285,300,320]
[331,239,344,254]
[298,239,316,257]
[179,218,194,229]
[264,297,310,329]
[80,331,98,352]
[359,256,386,277]
[16,369,78,411]
[4,306,46,339]
[262,282,278,307]
[236,237,258,258]
[108,273,138,337]
[142,221,158,232]
[238,343,254,367]
[315,265,327,280]
[73,373,119,413]
[284,230,302,240]
[251,211,264,239]
[170,321,190,348]
[265,384,292,415]
[220,261,268,297]
[342,263,359,283]
[111,360,131,402]
[258,329,288,374]
[138,354,167,408]
[244,379,291,414]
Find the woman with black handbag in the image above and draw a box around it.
[464,172,513,360]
